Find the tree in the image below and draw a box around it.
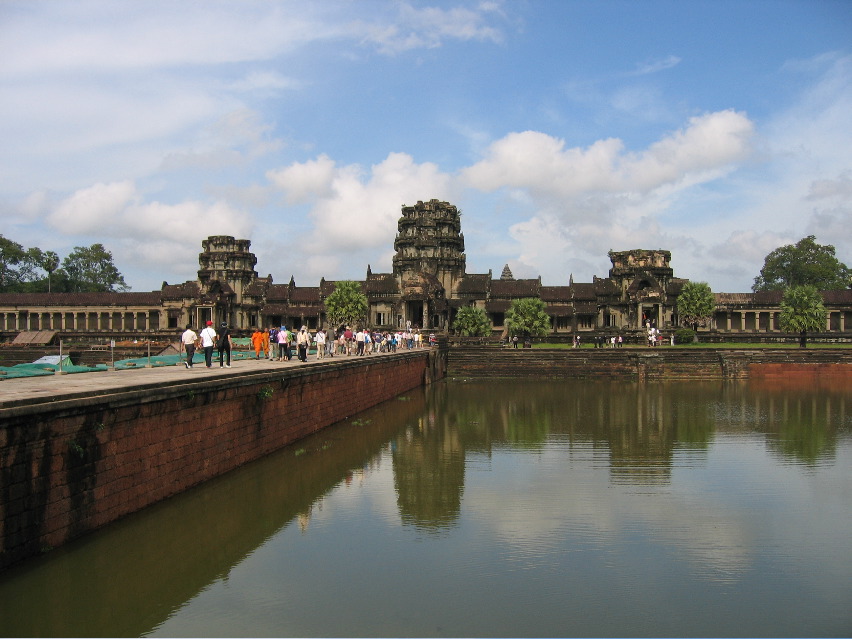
[753,235,851,292]
[505,298,550,343]
[0,235,44,292]
[677,281,715,330]
[42,251,59,293]
[61,243,129,292]
[324,280,368,329]
[452,305,492,336]
[779,285,826,348]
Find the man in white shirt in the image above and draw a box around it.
[199,321,218,368]
[315,329,326,360]
[180,324,198,369]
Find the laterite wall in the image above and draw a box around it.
[0,350,441,569]
[446,347,852,380]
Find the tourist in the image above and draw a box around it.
[199,320,217,368]
[315,328,326,359]
[326,330,335,357]
[251,327,264,359]
[617,335,623,348]
[276,326,288,361]
[355,328,365,356]
[429,332,436,347]
[262,327,271,359]
[512,335,519,348]
[180,324,198,368]
[297,326,310,362]
[218,322,233,367]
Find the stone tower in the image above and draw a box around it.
[391,199,467,329]
[607,249,674,328]
[197,236,259,300]
[392,199,466,293]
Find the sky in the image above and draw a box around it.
[1,0,850,293]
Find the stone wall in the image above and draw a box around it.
[446,347,852,380]
[0,351,438,570]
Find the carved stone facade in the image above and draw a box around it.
[1,199,850,336]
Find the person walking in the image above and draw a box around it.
[315,328,326,359]
[297,326,310,362]
[199,321,217,368]
[276,326,288,361]
[180,324,198,368]
[218,322,233,367]
[251,327,264,359]
[262,327,271,359]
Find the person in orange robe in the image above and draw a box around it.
[250,328,264,359]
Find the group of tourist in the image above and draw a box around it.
[180,323,435,370]
[180,321,234,368]
[332,327,432,356]
[588,335,624,348]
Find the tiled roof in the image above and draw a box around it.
[540,286,572,301]
[290,287,321,303]
[162,281,200,300]
[752,290,783,305]
[485,300,512,312]
[0,291,162,307]
[365,273,399,294]
[593,278,619,295]
[265,284,291,301]
[822,289,852,303]
[491,279,539,298]
[456,274,490,294]
[244,279,270,296]
[715,293,753,305]
[570,283,596,300]
[545,304,572,315]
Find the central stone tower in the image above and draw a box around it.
[392,199,466,293]
[391,199,467,329]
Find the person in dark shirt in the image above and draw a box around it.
[218,322,233,368]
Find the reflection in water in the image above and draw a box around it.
[0,380,849,637]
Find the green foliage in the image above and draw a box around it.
[62,243,129,292]
[505,298,550,337]
[0,235,44,292]
[452,305,492,336]
[257,385,274,400]
[324,280,368,329]
[779,285,826,347]
[753,235,851,292]
[677,281,715,329]
[673,328,697,344]
[69,439,85,458]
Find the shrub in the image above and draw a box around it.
[674,328,696,345]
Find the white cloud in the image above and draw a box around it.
[267,152,453,257]
[462,110,753,203]
[48,179,253,248]
[631,55,682,76]
[357,1,506,55]
[49,181,137,233]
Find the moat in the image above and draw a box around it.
[0,378,849,637]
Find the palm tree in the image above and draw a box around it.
[779,285,826,348]
[505,298,550,346]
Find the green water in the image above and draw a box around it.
[0,379,850,637]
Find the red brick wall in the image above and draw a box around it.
[0,354,430,569]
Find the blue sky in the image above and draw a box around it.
[1,0,850,292]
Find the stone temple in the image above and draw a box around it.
[0,199,850,336]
